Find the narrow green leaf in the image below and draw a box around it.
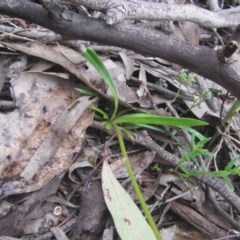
[82,47,118,118]
[182,126,206,141]
[222,176,234,190]
[90,105,109,120]
[75,87,97,96]
[132,123,165,132]
[102,160,157,240]
[209,170,229,177]
[224,158,237,171]
[114,113,207,126]
[196,138,211,149]
[229,166,240,175]
[121,127,135,142]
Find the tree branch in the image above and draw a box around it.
[0,0,240,98]
[71,0,240,28]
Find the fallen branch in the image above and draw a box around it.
[71,0,240,28]
[0,0,240,98]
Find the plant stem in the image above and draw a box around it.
[114,125,162,240]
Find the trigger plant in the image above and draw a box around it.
[80,47,207,240]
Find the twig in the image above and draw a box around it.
[91,121,240,214]
[70,0,240,28]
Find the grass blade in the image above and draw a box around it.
[114,113,207,126]
[82,47,118,118]
[75,87,97,96]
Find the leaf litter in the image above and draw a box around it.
[0,3,240,240]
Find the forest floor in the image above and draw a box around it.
[0,1,240,240]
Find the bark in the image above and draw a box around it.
[0,0,240,99]
[72,0,240,27]
[170,201,227,238]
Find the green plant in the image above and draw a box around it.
[177,127,213,169]
[177,69,196,85]
[178,158,240,190]
[152,163,162,172]
[206,158,240,190]
[172,69,196,102]
[81,47,207,240]
[176,127,239,190]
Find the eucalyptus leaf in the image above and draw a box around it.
[102,160,157,240]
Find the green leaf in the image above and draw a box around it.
[208,170,229,177]
[196,138,211,149]
[82,47,118,118]
[182,126,206,141]
[132,123,165,132]
[224,158,237,171]
[229,166,240,175]
[222,176,234,190]
[90,105,109,120]
[190,148,213,158]
[121,127,135,142]
[102,160,157,240]
[177,70,196,85]
[113,113,207,126]
[75,87,97,96]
